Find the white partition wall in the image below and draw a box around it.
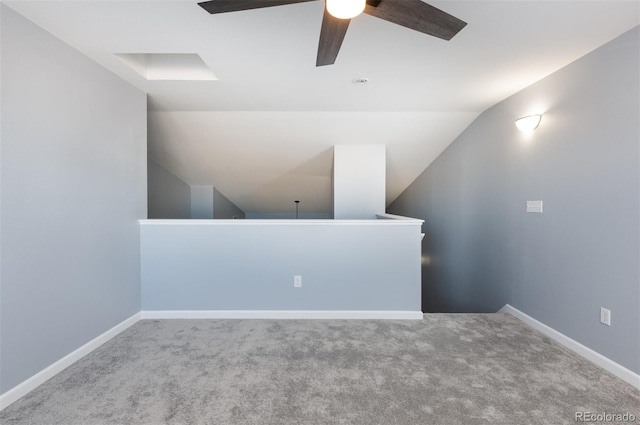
[140,219,422,316]
[333,145,386,219]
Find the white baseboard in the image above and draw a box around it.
[499,304,640,389]
[0,312,142,411]
[142,310,423,320]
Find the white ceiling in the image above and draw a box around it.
[6,0,639,214]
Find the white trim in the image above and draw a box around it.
[499,304,640,389]
[142,310,423,320]
[376,213,424,223]
[0,312,142,411]
[139,219,422,226]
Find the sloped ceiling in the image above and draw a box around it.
[5,0,639,215]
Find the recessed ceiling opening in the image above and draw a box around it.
[116,53,217,81]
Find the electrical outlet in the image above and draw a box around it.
[294,275,302,288]
[600,307,611,326]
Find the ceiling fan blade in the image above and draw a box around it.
[364,0,466,41]
[316,8,351,66]
[198,0,315,14]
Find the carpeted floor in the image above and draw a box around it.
[1,314,638,425]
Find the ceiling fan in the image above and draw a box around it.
[198,0,467,66]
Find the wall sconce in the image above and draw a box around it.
[326,0,366,19]
[515,114,542,132]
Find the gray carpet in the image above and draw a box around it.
[1,314,638,425]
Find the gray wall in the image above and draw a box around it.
[147,163,244,219]
[388,27,639,374]
[147,158,190,219]
[0,5,147,393]
[245,212,333,219]
[190,185,214,219]
[141,221,421,311]
[213,188,245,219]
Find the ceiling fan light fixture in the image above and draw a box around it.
[326,0,366,19]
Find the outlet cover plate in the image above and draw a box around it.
[600,307,611,326]
[527,200,543,213]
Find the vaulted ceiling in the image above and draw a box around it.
[6,0,639,215]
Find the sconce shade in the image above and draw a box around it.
[515,115,542,132]
[326,0,366,19]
